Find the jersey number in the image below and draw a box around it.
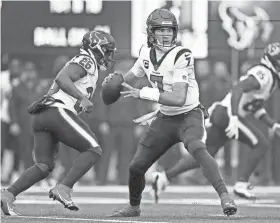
[243,99,264,113]
[79,57,93,70]
[150,75,164,92]
[74,87,93,113]
[185,54,191,66]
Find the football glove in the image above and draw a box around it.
[225,115,239,139]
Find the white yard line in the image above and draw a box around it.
[13,185,280,194]
[8,216,169,223]
[14,197,279,208]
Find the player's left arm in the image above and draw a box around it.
[255,108,276,127]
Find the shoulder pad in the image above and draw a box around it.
[174,48,192,65]
[138,44,149,57]
[70,54,96,74]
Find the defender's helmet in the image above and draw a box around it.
[262,42,280,74]
[82,30,117,71]
[146,8,178,48]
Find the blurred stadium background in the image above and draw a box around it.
[1,0,280,189]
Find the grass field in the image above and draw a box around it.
[1,185,280,223]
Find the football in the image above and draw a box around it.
[101,72,124,105]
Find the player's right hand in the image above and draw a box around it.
[80,97,93,113]
[225,115,239,139]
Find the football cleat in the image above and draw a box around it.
[220,193,237,216]
[1,189,20,216]
[233,181,256,200]
[150,172,169,204]
[108,205,141,217]
[49,184,79,211]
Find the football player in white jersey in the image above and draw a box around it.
[109,9,237,217]
[1,30,117,215]
[151,42,280,200]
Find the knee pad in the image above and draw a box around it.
[186,140,207,155]
[35,162,54,176]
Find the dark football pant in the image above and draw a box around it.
[208,104,268,151]
[131,107,206,174]
[206,104,270,182]
[165,104,271,181]
[32,107,101,168]
[128,107,208,206]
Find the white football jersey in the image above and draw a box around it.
[130,44,200,116]
[50,49,98,114]
[220,64,278,117]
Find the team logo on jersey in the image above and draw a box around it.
[143,60,149,69]
[218,2,273,50]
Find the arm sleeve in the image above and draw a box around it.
[173,51,194,83]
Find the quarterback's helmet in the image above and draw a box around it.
[146,8,178,48]
[81,30,117,71]
[262,42,280,74]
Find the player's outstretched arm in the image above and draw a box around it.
[121,81,187,107]
[124,57,147,88]
[54,63,87,101]
[123,70,142,88]
[255,108,280,136]
[230,75,261,116]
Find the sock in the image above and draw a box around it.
[7,165,48,197]
[129,170,145,207]
[166,156,200,181]
[60,150,100,188]
[192,148,228,197]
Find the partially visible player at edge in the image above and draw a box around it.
[107,9,237,217]
[151,42,280,201]
[1,30,117,215]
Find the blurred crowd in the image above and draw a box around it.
[1,54,280,187]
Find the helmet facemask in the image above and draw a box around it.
[147,25,178,51]
[94,44,116,71]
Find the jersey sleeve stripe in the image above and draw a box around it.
[174,49,192,65]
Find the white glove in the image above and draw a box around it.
[272,123,280,137]
[225,115,239,139]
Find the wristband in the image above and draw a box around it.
[139,87,160,102]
